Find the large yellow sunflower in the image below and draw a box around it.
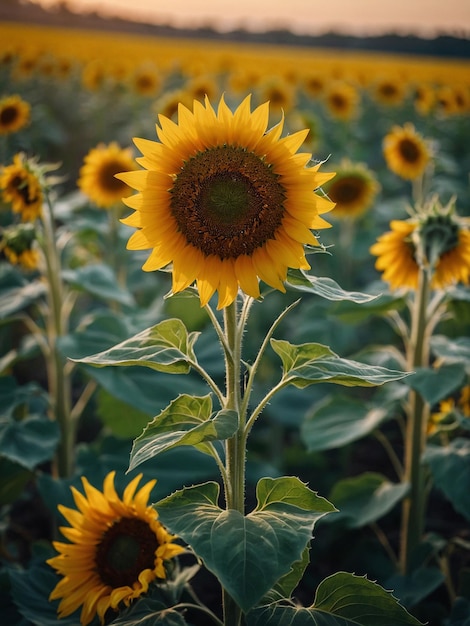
[78,142,135,208]
[325,159,380,219]
[383,123,431,180]
[0,94,31,135]
[118,95,335,309]
[370,212,470,291]
[0,153,43,222]
[47,471,185,626]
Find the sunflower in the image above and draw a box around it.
[131,62,161,97]
[0,94,31,135]
[47,471,184,626]
[414,83,435,116]
[370,76,407,107]
[325,159,380,219]
[257,76,296,114]
[429,385,470,435]
[323,80,360,121]
[117,95,335,309]
[370,207,470,291]
[0,222,39,270]
[78,142,135,208]
[0,153,43,222]
[383,123,431,181]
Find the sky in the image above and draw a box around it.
[35,0,470,37]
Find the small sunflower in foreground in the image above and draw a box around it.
[47,471,185,626]
[78,142,135,208]
[0,94,31,135]
[370,199,470,291]
[383,123,431,181]
[0,153,43,222]
[117,95,335,309]
[325,159,380,219]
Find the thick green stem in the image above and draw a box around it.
[42,193,74,478]
[222,299,245,626]
[400,267,431,574]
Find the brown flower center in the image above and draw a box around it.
[398,138,421,164]
[330,176,364,205]
[99,160,130,193]
[0,105,19,126]
[170,146,286,259]
[96,517,159,588]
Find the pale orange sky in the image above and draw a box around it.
[36,0,470,36]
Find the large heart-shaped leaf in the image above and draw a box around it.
[271,339,409,388]
[246,572,423,625]
[156,477,335,612]
[129,394,238,471]
[73,319,199,374]
[301,395,390,451]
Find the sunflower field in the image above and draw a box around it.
[1,18,470,626]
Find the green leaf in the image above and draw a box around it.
[156,477,335,613]
[73,319,199,374]
[0,415,60,470]
[0,458,32,505]
[286,270,378,304]
[406,363,466,406]
[269,546,311,601]
[96,388,152,439]
[0,280,46,319]
[246,572,423,625]
[430,335,470,367]
[129,394,238,471]
[325,473,409,528]
[301,395,390,452]
[385,568,445,608]
[271,339,409,388]
[424,439,470,521]
[62,263,135,306]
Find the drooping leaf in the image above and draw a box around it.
[246,572,423,625]
[385,567,445,609]
[301,395,390,452]
[0,415,60,470]
[156,477,335,613]
[430,335,470,368]
[129,394,238,471]
[286,270,378,304]
[325,473,409,528]
[271,339,409,388]
[73,319,199,374]
[62,263,135,306]
[0,280,47,319]
[424,439,470,521]
[406,364,466,406]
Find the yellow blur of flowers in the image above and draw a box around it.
[77,142,136,209]
[0,94,31,135]
[118,95,335,309]
[325,159,380,219]
[383,123,431,181]
[370,200,470,291]
[47,471,185,626]
[0,223,39,270]
[0,153,43,222]
[429,385,470,435]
